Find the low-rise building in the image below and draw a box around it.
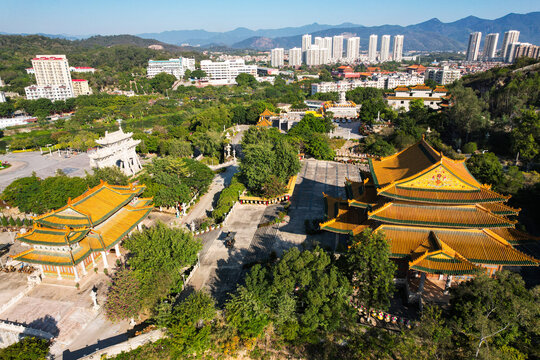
[312,73,424,94]
[200,59,257,82]
[147,57,196,79]
[72,79,92,96]
[70,66,96,73]
[0,116,36,129]
[24,84,74,101]
[0,92,6,103]
[386,85,448,111]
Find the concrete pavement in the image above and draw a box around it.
[0,151,92,191]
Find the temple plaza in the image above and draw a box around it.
[320,138,539,290]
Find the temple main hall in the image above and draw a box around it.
[12,181,153,281]
[321,138,538,281]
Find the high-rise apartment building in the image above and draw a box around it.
[323,37,332,52]
[507,43,540,63]
[380,35,391,62]
[301,34,312,52]
[288,48,302,67]
[483,33,499,60]
[368,34,378,62]
[319,47,331,65]
[306,45,320,66]
[314,37,324,48]
[346,37,360,60]
[271,48,284,67]
[332,35,344,60]
[32,55,72,87]
[466,32,482,61]
[393,35,404,62]
[25,55,74,101]
[502,30,520,59]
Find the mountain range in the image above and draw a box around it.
[137,12,540,51]
[1,12,539,52]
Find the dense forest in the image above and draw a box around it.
[0,35,204,94]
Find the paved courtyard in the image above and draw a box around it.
[189,159,362,304]
[0,151,92,191]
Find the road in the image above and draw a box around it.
[180,164,238,227]
[0,151,92,191]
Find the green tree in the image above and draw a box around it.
[466,152,503,188]
[447,83,488,143]
[85,167,129,188]
[396,306,454,360]
[0,336,49,360]
[149,72,176,94]
[168,139,192,158]
[448,272,539,359]
[235,73,258,88]
[463,142,478,154]
[104,267,142,322]
[167,292,216,357]
[226,247,353,342]
[1,174,41,213]
[347,229,396,311]
[319,69,332,82]
[190,70,207,79]
[123,223,202,310]
[511,108,540,163]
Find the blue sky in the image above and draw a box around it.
[1,0,539,35]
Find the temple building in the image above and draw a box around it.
[89,124,142,176]
[12,181,152,281]
[321,138,538,284]
[322,87,359,119]
[256,109,279,128]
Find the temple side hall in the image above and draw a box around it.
[11,181,153,281]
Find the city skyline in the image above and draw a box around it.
[1,0,539,35]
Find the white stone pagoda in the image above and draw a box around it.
[89,120,142,176]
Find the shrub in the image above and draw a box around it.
[463,142,477,154]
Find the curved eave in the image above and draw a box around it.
[410,264,481,276]
[378,190,508,205]
[368,215,514,229]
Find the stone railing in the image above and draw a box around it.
[78,329,164,360]
[0,320,54,348]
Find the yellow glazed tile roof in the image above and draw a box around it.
[482,202,520,216]
[34,181,144,228]
[17,226,89,246]
[368,202,516,228]
[369,139,441,187]
[320,194,369,235]
[344,178,379,208]
[377,225,538,267]
[379,184,509,204]
[93,202,153,250]
[490,228,540,245]
[13,241,91,266]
